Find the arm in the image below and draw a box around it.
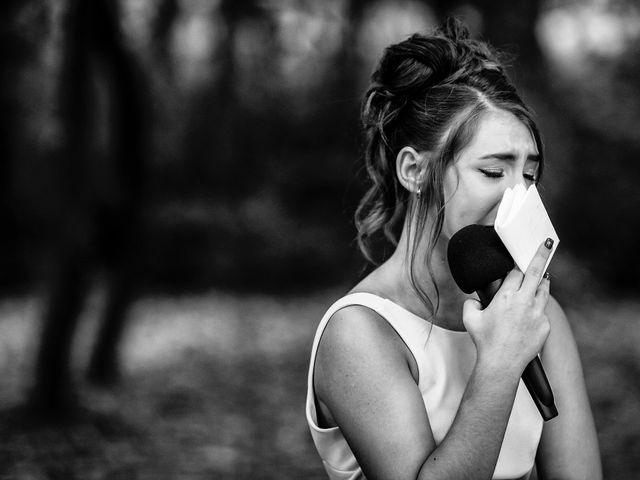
[314,306,522,480]
[314,242,554,480]
[535,297,602,480]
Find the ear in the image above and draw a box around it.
[396,146,428,193]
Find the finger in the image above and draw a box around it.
[534,272,551,311]
[521,238,553,295]
[500,266,524,292]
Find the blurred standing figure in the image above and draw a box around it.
[306,18,601,480]
[32,0,148,411]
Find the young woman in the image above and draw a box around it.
[305,19,601,480]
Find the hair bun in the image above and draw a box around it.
[371,17,501,100]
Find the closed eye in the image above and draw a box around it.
[479,169,504,178]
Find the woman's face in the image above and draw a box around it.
[441,109,540,240]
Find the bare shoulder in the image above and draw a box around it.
[314,304,417,405]
[316,304,413,375]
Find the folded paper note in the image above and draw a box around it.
[495,184,559,274]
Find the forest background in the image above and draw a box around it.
[1,0,639,478]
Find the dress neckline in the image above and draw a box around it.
[345,291,469,334]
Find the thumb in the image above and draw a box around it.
[462,298,483,332]
[463,298,483,315]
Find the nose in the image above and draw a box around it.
[508,175,527,189]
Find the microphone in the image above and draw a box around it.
[447,224,558,421]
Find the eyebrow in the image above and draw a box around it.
[479,152,540,162]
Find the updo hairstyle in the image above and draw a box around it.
[355,17,544,313]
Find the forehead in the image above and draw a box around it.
[462,109,538,157]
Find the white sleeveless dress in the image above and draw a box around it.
[305,292,542,479]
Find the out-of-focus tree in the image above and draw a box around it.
[32,0,150,410]
[0,0,46,292]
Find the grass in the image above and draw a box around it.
[0,284,638,479]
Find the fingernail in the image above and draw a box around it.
[544,271,551,280]
[545,238,554,249]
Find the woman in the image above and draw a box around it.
[305,18,601,480]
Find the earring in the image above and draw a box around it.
[417,187,422,200]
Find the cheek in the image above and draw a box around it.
[442,181,503,238]
[442,195,475,239]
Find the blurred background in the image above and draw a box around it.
[0,0,639,478]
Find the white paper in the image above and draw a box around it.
[494,185,559,274]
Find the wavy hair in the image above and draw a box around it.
[355,17,544,316]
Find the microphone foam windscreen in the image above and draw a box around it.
[447,224,514,294]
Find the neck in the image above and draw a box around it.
[377,218,470,331]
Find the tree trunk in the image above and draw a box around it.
[31,0,94,411]
[32,0,149,408]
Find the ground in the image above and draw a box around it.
[0,284,638,479]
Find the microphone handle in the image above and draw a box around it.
[477,279,558,421]
[523,356,558,421]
